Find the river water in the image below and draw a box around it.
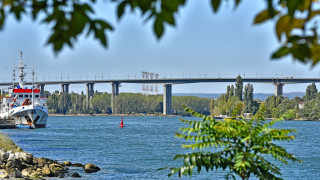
[1,116,320,179]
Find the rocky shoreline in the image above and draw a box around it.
[0,148,100,179]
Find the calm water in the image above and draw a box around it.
[1,116,320,179]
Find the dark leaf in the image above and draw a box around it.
[0,9,5,30]
[311,45,320,66]
[117,1,128,20]
[286,0,302,17]
[287,35,302,43]
[161,10,175,25]
[267,0,276,17]
[211,0,221,13]
[291,44,311,62]
[96,20,114,30]
[94,28,107,47]
[234,0,241,8]
[70,10,88,36]
[154,15,164,39]
[271,46,291,59]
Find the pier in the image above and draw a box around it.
[0,119,16,129]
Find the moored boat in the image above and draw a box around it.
[0,51,48,128]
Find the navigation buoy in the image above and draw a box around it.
[119,117,125,127]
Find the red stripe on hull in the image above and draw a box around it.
[13,89,40,93]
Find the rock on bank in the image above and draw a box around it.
[0,148,100,178]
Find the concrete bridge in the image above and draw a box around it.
[0,77,318,115]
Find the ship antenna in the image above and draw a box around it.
[17,49,26,88]
[32,68,35,107]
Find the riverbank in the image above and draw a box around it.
[49,113,320,121]
[0,133,22,153]
[0,132,100,178]
[49,113,182,117]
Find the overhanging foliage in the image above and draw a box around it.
[0,0,319,66]
[163,104,301,179]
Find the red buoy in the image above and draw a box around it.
[119,117,125,127]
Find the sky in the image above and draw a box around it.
[0,0,319,95]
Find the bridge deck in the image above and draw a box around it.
[0,78,319,86]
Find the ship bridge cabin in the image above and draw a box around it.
[2,87,46,108]
[11,88,41,99]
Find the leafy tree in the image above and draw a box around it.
[282,109,296,120]
[235,75,243,101]
[243,83,259,114]
[209,98,214,117]
[299,92,320,120]
[1,0,320,65]
[173,96,210,116]
[305,83,317,101]
[164,104,301,179]
[57,93,71,114]
[213,94,241,116]
[243,83,253,113]
[230,85,234,97]
[226,85,231,100]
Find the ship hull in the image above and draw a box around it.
[0,105,48,128]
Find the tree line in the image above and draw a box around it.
[210,75,320,120]
[210,75,259,117]
[46,91,211,116]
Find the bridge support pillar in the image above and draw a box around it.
[39,84,45,98]
[86,83,94,109]
[60,84,70,94]
[274,83,284,96]
[111,82,120,114]
[163,84,172,115]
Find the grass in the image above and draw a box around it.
[0,131,23,153]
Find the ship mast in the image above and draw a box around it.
[32,68,35,106]
[18,50,27,88]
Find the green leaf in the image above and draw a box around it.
[179,167,184,178]
[161,0,184,12]
[271,46,291,59]
[211,0,221,13]
[291,44,311,62]
[311,44,320,66]
[154,15,164,39]
[117,1,127,20]
[286,0,302,17]
[0,9,5,30]
[234,0,241,8]
[275,15,304,41]
[287,35,302,43]
[275,15,291,41]
[184,157,190,166]
[161,10,175,25]
[297,0,311,12]
[94,28,107,47]
[70,10,88,36]
[254,9,279,24]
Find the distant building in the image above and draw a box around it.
[298,102,305,109]
[243,113,253,118]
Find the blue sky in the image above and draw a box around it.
[0,1,319,94]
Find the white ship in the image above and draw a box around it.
[0,51,48,128]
